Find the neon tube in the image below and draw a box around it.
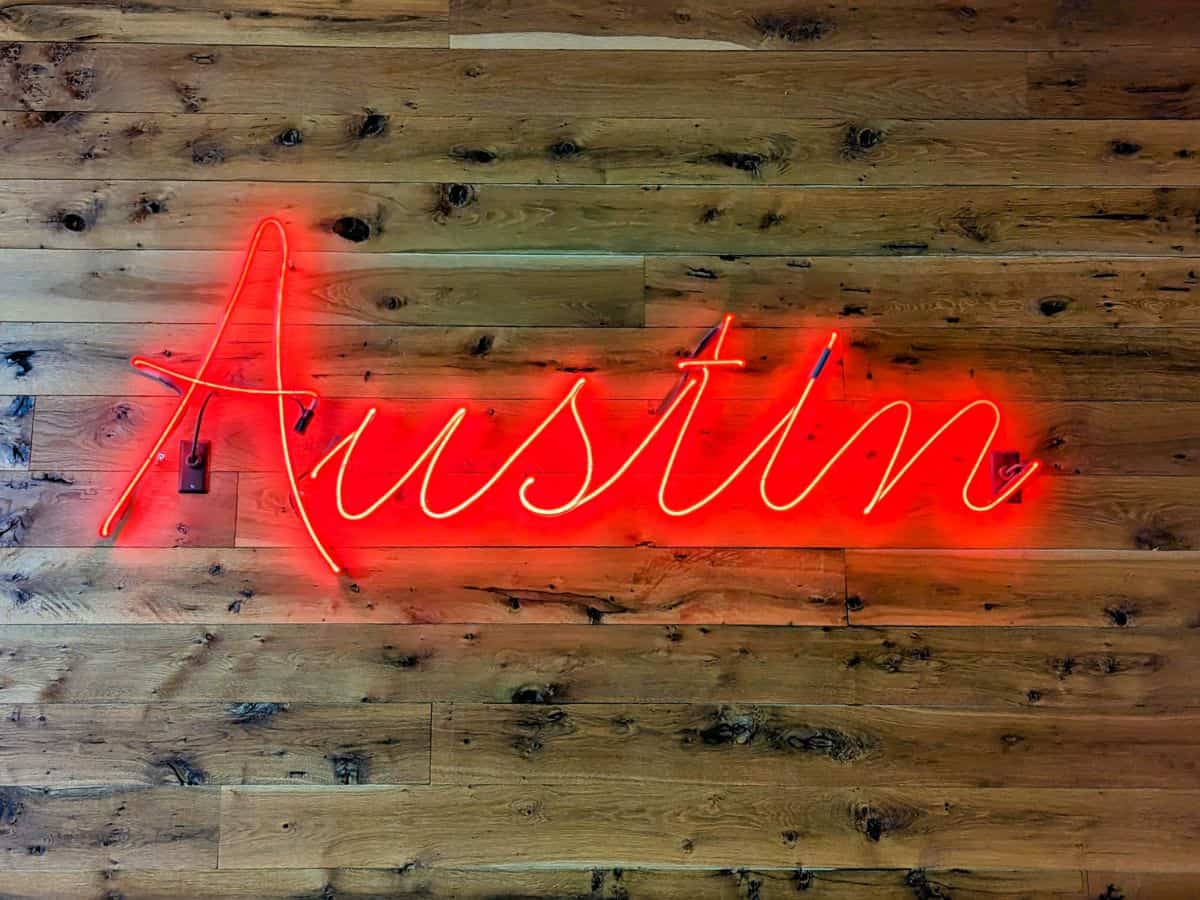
[97,218,340,573]
[100,218,1040,570]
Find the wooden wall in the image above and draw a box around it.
[2,2,1200,897]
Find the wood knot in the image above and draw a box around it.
[331,752,368,784]
[443,183,475,208]
[59,212,87,232]
[1038,296,1071,317]
[754,14,836,42]
[1110,140,1142,156]
[549,139,581,158]
[357,112,388,139]
[844,125,883,157]
[468,333,494,356]
[706,151,765,177]
[451,146,497,164]
[332,216,371,243]
[63,67,96,99]
[191,145,225,166]
[275,127,303,147]
[511,683,562,704]
[227,702,282,724]
[130,196,165,223]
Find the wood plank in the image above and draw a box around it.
[646,256,1200,328]
[4,182,1200,254]
[6,323,1199,401]
[0,867,1092,899]
[0,323,855,399]
[36,397,1198,476]
[1086,872,1200,899]
[0,471,236,548]
[236,471,1200,551]
[4,113,1200,185]
[216,783,1200,870]
[0,396,32,470]
[2,624,1196,709]
[0,547,846,625]
[432,703,1200,788]
[846,550,1200,627]
[0,785,217,870]
[450,0,1200,51]
[0,45,1028,118]
[843,328,1200,402]
[0,703,430,787]
[0,249,643,326]
[1029,49,1200,118]
[0,0,448,46]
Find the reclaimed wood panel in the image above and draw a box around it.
[432,702,1200,788]
[235,471,1200,551]
[0,395,33,470]
[31,397,1200,477]
[0,785,218,870]
[646,256,1200,328]
[3,624,1196,709]
[0,0,449,46]
[0,547,846,625]
[0,470,236,548]
[1028,49,1200,118]
[4,114,1200,185]
[4,182,1200,254]
[216,783,1200,870]
[5,323,1199,401]
[0,866,1093,898]
[1,0,1196,888]
[0,702,430,786]
[450,0,1200,51]
[0,249,643,325]
[846,550,1200,627]
[4,249,1199,328]
[0,45,1028,118]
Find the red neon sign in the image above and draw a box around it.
[99,218,1041,575]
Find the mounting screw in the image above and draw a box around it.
[990,450,1024,503]
[178,439,210,494]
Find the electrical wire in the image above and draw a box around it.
[188,392,217,466]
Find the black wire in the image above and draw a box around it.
[188,392,217,466]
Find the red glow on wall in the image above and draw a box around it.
[98,218,1041,576]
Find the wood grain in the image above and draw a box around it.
[4,114,1200,185]
[0,470,237,548]
[0,45,1028,118]
[646,256,1200,328]
[216,783,1200,870]
[846,550,1200,627]
[5,323,1199,400]
[450,0,1200,51]
[0,547,846,625]
[0,0,449,46]
[0,395,33,470]
[235,471,1200,551]
[4,181,1200,254]
[31,397,1200,476]
[1029,49,1200,118]
[0,248,643,325]
[3,624,1196,709]
[0,703,430,786]
[0,785,217,870]
[0,866,1093,898]
[433,702,1200,788]
[1,0,1196,887]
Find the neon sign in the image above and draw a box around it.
[98,218,1041,575]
